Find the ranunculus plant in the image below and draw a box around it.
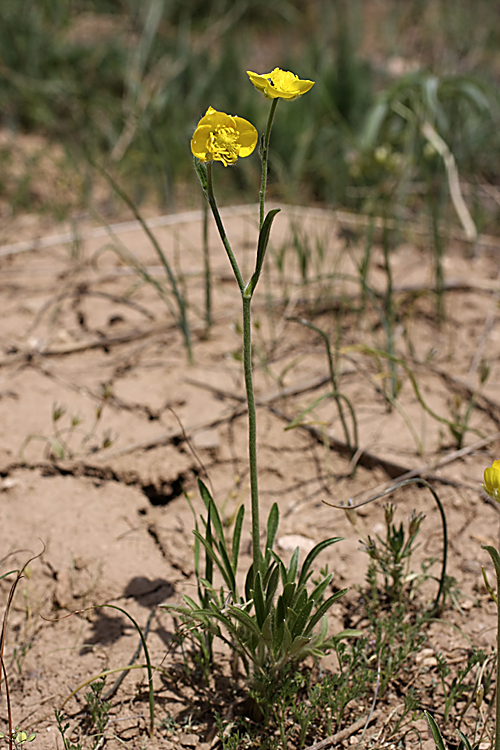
[164,69,358,714]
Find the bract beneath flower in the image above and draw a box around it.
[246,68,315,100]
[482,460,500,502]
[191,106,258,167]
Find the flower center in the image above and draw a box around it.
[271,70,296,91]
[209,126,239,166]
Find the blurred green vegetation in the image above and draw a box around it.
[0,0,499,221]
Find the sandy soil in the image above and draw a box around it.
[0,204,499,749]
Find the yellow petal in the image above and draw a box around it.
[246,70,273,97]
[190,124,213,161]
[483,461,500,501]
[232,116,259,156]
[247,67,315,100]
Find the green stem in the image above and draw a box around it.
[243,294,261,574]
[206,162,245,292]
[259,98,279,230]
[204,162,261,575]
[202,197,211,335]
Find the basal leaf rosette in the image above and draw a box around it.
[191,106,258,167]
[246,68,315,100]
[482,460,500,502]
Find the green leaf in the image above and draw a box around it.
[291,597,314,639]
[287,547,300,585]
[288,635,311,659]
[281,581,297,609]
[292,586,308,618]
[193,530,234,593]
[482,545,500,592]
[310,573,333,603]
[244,209,281,298]
[276,593,286,627]
[226,606,262,639]
[315,612,329,645]
[329,628,363,640]
[265,503,279,559]
[253,571,266,628]
[304,589,348,636]
[232,504,245,574]
[424,710,448,750]
[245,562,254,604]
[282,621,292,656]
[193,157,208,195]
[265,563,280,605]
[261,611,274,649]
[198,479,225,545]
[182,594,203,611]
[297,538,344,590]
[185,492,203,593]
[271,551,288,587]
[218,540,237,597]
[456,730,474,750]
[273,598,286,653]
[197,480,237,596]
[205,500,213,590]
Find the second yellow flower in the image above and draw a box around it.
[191,106,258,167]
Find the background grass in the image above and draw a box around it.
[0,0,499,223]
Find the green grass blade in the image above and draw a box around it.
[424,710,448,750]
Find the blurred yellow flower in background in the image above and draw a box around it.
[246,68,315,100]
[482,460,500,502]
[191,106,258,167]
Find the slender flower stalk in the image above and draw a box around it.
[202,198,211,335]
[259,98,278,230]
[242,294,262,571]
[203,166,262,573]
[205,162,245,292]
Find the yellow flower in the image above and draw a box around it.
[482,460,500,501]
[246,68,315,100]
[191,106,258,167]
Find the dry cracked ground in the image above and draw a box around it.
[0,204,500,749]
